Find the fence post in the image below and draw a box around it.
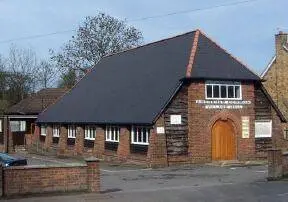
[267,149,283,180]
[85,157,100,193]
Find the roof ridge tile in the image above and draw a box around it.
[186,29,200,77]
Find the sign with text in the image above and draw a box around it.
[255,120,272,138]
[170,115,182,125]
[196,100,251,109]
[156,127,165,134]
[242,116,250,138]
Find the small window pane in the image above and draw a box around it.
[143,129,147,143]
[115,129,119,141]
[138,129,142,142]
[207,85,212,98]
[133,129,137,142]
[235,86,240,98]
[220,86,227,98]
[213,85,220,98]
[228,86,234,98]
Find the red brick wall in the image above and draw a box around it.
[187,81,256,162]
[117,127,130,160]
[94,127,105,158]
[147,116,168,167]
[1,159,100,196]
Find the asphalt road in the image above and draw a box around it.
[3,158,288,202]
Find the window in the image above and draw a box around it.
[284,128,288,139]
[10,121,26,132]
[68,125,76,138]
[85,126,96,140]
[53,125,60,137]
[205,81,242,100]
[105,126,120,142]
[40,125,47,136]
[131,126,150,145]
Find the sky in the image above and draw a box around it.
[0,0,287,74]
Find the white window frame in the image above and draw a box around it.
[40,125,47,136]
[105,126,120,142]
[52,125,60,137]
[10,120,26,132]
[85,126,96,140]
[131,126,150,145]
[205,81,242,100]
[68,125,76,138]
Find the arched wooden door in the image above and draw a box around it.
[212,120,236,161]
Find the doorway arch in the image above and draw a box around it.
[212,119,236,161]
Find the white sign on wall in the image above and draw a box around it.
[255,120,272,138]
[242,116,250,138]
[170,115,182,125]
[195,100,251,110]
[156,127,165,134]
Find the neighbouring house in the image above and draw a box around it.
[0,88,67,152]
[262,31,288,153]
[35,29,288,167]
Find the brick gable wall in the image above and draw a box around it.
[187,81,256,162]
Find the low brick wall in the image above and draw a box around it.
[267,149,288,180]
[0,158,100,197]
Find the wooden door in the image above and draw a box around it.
[212,120,236,161]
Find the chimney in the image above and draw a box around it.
[275,31,288,58]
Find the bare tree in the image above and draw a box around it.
[51,12,143,80]
[5,45,38,102]
[58,69,77,89]
[37,60,57,89]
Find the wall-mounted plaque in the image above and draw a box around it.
[242,116,250,138]
[156,127,165,134]
[170,115,182,125]
[255,120,272,138]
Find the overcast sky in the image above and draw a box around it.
[0,0,287,74]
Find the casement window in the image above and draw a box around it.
[40,125,47,136]
[52,125,60,137]
[85,126,96,140]
[68,125,76,138]
[205,81,242,100]
[10,121,26,132]
[105,126,120,142]
[131,126,150,145]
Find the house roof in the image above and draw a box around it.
[37,29,260,124]
[6,88,67,115]
[261,55,276,79]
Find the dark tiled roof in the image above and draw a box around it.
[37,30,260,124]
[6,88,67,115]
[190,32,259,80]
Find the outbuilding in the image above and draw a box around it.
[1,88,67,153]
[36,30,288,166]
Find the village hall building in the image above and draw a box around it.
[36,29,288,167]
